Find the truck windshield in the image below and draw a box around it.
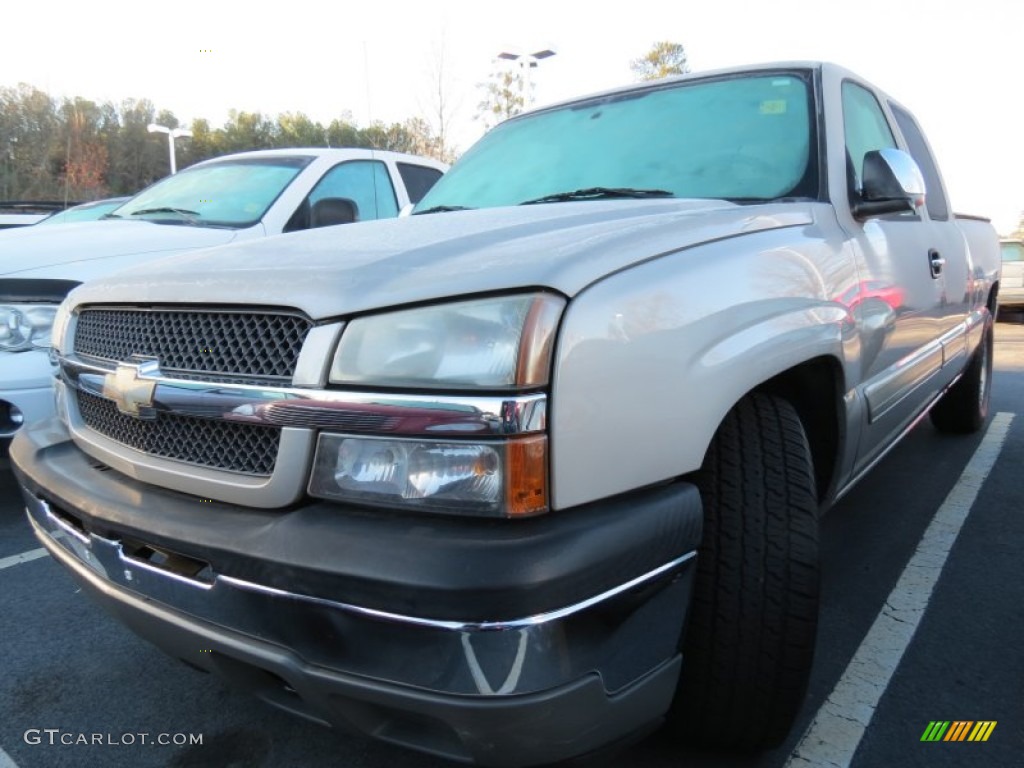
[416,72,817,212]
[110,156,312,228]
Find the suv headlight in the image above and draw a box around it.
[329,293,565,389]
[0,304,59,352]
[313,293,564,517]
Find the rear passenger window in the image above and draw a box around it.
[397,163,444,204]
[889,104,950,221]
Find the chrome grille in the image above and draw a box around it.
[76,390,280,476]
[74,308,312,380]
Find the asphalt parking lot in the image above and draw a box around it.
[2,324,1022,768]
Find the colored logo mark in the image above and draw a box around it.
[920,721,996,742]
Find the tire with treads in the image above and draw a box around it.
[670,393,820,749]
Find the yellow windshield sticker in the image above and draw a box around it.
[760,100,787,115]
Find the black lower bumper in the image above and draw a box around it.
[12,420,703,765]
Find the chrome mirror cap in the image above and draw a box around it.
[855,148,926,219]
[862,148,926,203]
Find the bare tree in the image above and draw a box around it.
[419,33,461,163]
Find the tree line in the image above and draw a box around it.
[2,41,690,204]
[0,84,450,203]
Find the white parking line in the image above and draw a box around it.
[0,548,48,571]
[0,744,20,768]
[786,411,1014,768]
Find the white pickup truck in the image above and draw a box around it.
[0,148,446,436]
[12,63,1000,765]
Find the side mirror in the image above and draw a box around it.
[310,197,359,228]
[853,148,926,219]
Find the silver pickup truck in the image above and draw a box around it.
[11,62,1001,766]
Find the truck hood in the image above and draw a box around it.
[0,220,240,280]
[71,200,813,319]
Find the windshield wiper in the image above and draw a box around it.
[412,205,475,215]
[519,187,674,205]
[129,207,201,223]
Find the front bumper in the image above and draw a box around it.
[12,420,702,766]
[0,348,57,436]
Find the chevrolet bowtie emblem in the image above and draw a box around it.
[102,359,160,419]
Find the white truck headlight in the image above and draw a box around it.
[309,434,548,517]
[330,293,565,389]
[0,304,59,352]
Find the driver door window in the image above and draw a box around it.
[842,82,898,194]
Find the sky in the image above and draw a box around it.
[2,0,1022,233]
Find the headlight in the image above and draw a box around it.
[330,293,565,389]
[320,293,561,517]
[0,304,59,352]
[309,434,547,517]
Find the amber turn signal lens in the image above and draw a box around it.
[506,435,548,516]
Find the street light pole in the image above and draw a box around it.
[147,123,193,174]
[497,49,556,106]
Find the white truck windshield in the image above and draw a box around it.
[110,156,312,228]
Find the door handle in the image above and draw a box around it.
[928,249,945,279]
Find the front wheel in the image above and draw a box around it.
[930,316,993,434]
[669,393,820,749]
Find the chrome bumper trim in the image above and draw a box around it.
[29,491,692,631]
[219,551,696,631]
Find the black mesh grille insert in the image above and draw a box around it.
[77,390,280,476]
[74,308,312,380]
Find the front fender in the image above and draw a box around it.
[549,222,857,510]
